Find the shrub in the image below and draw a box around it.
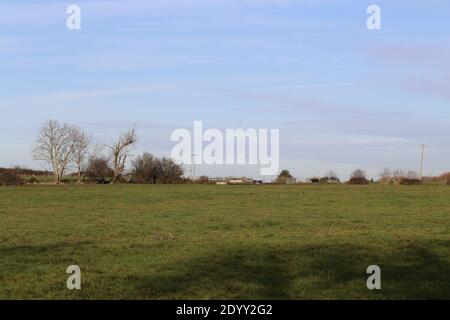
[438,172,450,185]
[276,170,293,184]
[348,177,369,185]
[157,157,184,184]
[198,176,210,184]
[349,169,369,184]
[0,172,24,186]
[131,153,162,184]
[0,166,52,176]
[399,178,422,185]
[131,153,183,184]
[379,169,422,185]
[85,157,113,184]
[114,174,130,184]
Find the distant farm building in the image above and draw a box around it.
[212,177,264,185]
[286,177,297,184]
[320,177,340,184]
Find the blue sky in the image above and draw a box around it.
[1,0,450,180]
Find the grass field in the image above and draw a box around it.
[1,184,450,300]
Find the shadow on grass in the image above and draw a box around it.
[125,241,450,299]
[0,240,96,274]
[1,241,450,299]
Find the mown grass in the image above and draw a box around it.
[1,184,450,300]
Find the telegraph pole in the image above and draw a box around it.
[419,144,426,179]
[191,153,196,181]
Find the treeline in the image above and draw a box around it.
[84,153,184,184]
[2,119,450,187]
[0,119,184,186]
[0,167,52,186]
[276,168,450,185]
[0,167,52,176]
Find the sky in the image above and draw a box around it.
[1,0,450,180]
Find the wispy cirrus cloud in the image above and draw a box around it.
[7,85,172,106]
[366,44,450,101]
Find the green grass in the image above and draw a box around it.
[1,184,450,300]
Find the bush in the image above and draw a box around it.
[114,174,130,184]
[131,153,183,184]
[349,169,369,184]
[198,176,210,184]
[438,172,450,185]
[348,177,369,185]
[85,157,113,184]
[157,157,184,184]
[131,153,161,184]
[276,170,293,184]
[399,178,422,185]
[0,166,52,176]
[0,172,24,186]
[379,169,423,185]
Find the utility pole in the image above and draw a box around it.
[191,153,196,181]
[419,144,426,179]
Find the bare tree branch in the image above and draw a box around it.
[106,125,137,183]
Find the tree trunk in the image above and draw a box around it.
[77,163,82,184]
[53,168,59,185]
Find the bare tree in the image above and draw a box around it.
[379,168,392,180]
[378,167,393,184]
[33,120,77,184]
[393,169,405,178]
[106,125,137,184]
[72,127,90,184]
